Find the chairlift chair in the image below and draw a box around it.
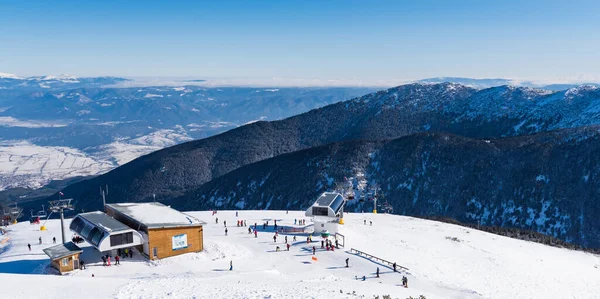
[37,206,47,218]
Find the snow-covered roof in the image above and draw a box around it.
[106,202,205,229]
[43,242,82,260]
[77,211,131,233]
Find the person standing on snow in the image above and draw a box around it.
[224,220,227,227]
[236,211,238,217]
[312,246,316,255]
[402,276,408,288]
[345,258,349,268]
[273,235,277,243]
[293,236,296,242]
[53,237,56,244]
[216,217,219,224]
[38,237,42,244]
[376,267,380,278]
[286,243,290,251]
[27,243,31,251]
[248,227,252,234]
[321,240,324,248]
[229,260,233,271]
[370,221,372,226]
[129,249,133,258]
[254,230,258,238]
[115,255,120,265]
[285,236,288,243]
[393,262,397,272]
[225,228,228,236]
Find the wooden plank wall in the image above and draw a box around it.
[147,226,203,260]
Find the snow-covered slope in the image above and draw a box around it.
[0,211,597,298]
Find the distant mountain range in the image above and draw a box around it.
[43,82,600,248]
[0,74,375,190]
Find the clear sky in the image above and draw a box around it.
[1,0,599,85]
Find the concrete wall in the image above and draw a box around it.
[147,226,203,260]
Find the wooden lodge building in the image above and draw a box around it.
[69,202,205,261]
[104,202,205,260]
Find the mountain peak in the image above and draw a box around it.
[0,72,22,79]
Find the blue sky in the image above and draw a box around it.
[1,0,599,85]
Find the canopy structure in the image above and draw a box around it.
[69,211,143,252]
[305,192,345,218]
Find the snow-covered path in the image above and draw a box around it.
[0,210,598,298]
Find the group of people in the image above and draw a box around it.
[214,210,410,288]
[72,235,84,244]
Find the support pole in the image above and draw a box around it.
[60,209,66,244]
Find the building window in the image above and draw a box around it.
[62,258,69,266]
[110,232,134,247]
[312,207,328,216]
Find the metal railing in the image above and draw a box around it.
[350,248,409,271]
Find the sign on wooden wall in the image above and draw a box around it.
[172,233,188,250]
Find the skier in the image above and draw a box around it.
[38,237,42,244]
[101,256,107,266]
[362,275,366,281]
[115,255,120,265]
[276,246,280,252]
[225,228,228,236]
[402,276,408,288]
[27,243,31,251]
[345,258,349,268]
[364,220,366,225]
[285,236,288,243]
[370,221,372,226]
[248,227,252,234]
[224,220,227,227]
[53,237,56,244]
[229,260,233,271]
[129,249,133,258]
[244,220,247,227]
[393,262,397,272]
[294,219,297,225]
[254,230,258,238]
[321,240,324,248]
[293,236,296,242]
[273,235,277,243]
[107,255,111,266]
[286,243,290,251]
[335,239,339,248]
[312,246,316,255]
[376,267,380,278]
[216,217,219,224]
[80,260,85,270]
[236,211,238,217]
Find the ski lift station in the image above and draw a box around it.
[70,202,206,260]
[305,192,346,235]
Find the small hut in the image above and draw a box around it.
[43,242,83,274]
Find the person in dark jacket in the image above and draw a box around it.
[27,243,31,251]
[345,258,349,267]
[393,262,397,272]
[376,267,380,278]
[115,255,120,265]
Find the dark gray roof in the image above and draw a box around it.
[43,242,82,260]
[315,192,342,207]
[78,211,131,232]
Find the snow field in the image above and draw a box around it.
[0,210,598,298]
